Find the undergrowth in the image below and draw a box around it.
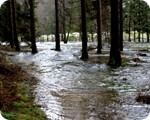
[0,46,47,120]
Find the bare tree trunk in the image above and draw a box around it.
[97,0,102,54]
[91,32,94,42]
[134,30,136,42]
[62,0,67,44]
[29,0,38,54]
[138,30,141,42]
[108,0,121,67]
[11,0,20,51]
[120,0,123,51]
[9,0,14,48]
[128,16,131,42]
[138,2,141,43]
[66,17,72,43]
[80,0,88,60]
[133,0,136,42]
[142,33,144,42]
[147,32,149,43]
[47,35,49,41]
[55,0,61,51]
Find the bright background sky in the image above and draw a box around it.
[0,0,6,7]
[0,0,150,8]
[144,0,150,6]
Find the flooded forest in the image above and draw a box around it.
[0,0,150,120]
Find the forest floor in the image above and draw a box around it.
[0,46,47,120]
[1,42,150,120]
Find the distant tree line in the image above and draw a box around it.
[123,0,150,42]
[0,0,37,53]
[0,0,150,67]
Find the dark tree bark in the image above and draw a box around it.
[108,0,122,67]
[11,0,20,51]
[128,16,131,42]
[80,0,88,60]
[134,30,136,42]
[62,0,67,44]
[29,0,38,54]
[9,0,14,48]
[128,3,131,42]
[97,0,102,54]
[142,33,144,42]
[138,2,141,43]
[146,6,149,43]
[147,32,149,43]
[120,0,123,51]
[55,0,61,51]
[133,0,136,42]
[138,29,141,42]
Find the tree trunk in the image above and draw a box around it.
[133,0,136,42]
[146,6,149,43]
[97,0,102,54]
[29,0,38,54]
[108,0,121,67]
[11,0,20,51]
[128,16,131,42]
[80,0,88,60]
[142,33,144,42]
[9,0,14,48]
[66,16,72,42]
[147,32,149,43]
[138,30,141,42]
[120,0,123,51]
[62,0,67,44]
[138,2,141,43]
[55,0,61,51]
[47,35,49,41]
[134,30,136,42]
[91,32,94,42]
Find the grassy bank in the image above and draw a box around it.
[0,46,47,120]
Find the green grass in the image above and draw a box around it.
[0,49,48,120]
[2,81,47,120]
[1,81,47,120]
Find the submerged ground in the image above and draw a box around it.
[4,42,150,120]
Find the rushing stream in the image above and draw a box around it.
[9,42,150,120]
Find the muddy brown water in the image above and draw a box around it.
[9,42,150,120]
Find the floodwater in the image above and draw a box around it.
[10,42,150,120]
